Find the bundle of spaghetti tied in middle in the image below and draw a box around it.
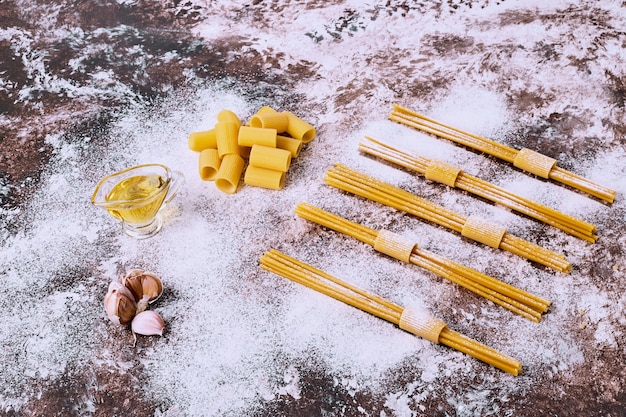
[324,163,572,273]
[389,103,616,203]
[359,136,598,242]
[295,202,551,322]
[260,249,522,375]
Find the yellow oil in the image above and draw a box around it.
[105,174,167,224]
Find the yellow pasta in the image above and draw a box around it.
[188,106,316,193]
[285,112,316,143]
[513,148,557,179]
[398,305,448,343]
[237,126,278,148]
[425,159,462,187]
[215,153,244,194]
[256,106,278,115]
[294,202,552,322]
[188,129,217,152]
[373,230,416,263]
[276,135,303,158]
[245,106,278,127]
[326,162,573,272]
[461,216,507,249]
[359,136,597,243]
[260,249,522,375]
[250,112,288,133]
[244,165,286,190]
[249,144,292,172]
[390,104,616,203]
[216,109,242,127]
[215,121,241,158]
[198,148,221,181]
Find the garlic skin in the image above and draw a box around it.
[119,270,143,302]
[103,281,137,325]
[120,269,163,309]
[131,310,165,336]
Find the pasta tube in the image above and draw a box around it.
[285,112,316,143]
[513,148,557,179]
[398,306,447,344]
[425,159,462,187]
[198,148,221,181]
[373,230,416,263]
[217,109,242,127]
[237,126,278,148]
[216,121,241,158]
[256,106,278,115]
[215,154,244,194]
[461,216,506,249]
[250,112,288,133]
[188,129,217,152]
[249,145,292,172]
[276,135,303,158]
[244,165,286,190]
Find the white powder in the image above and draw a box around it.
[2,1,625,415]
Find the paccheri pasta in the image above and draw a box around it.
[276,135,303,158]
[215,154,245,194]
[187,107,316,193]
[249,112,289,132]
[390,104,616,203]
[249,145,292,172]
[285,111,316,143]
[216,109,242,127]
[238,126,278,148]
[187,129,217,152]
[260,249,522,375]
[244,165,286,190]
[198,148,221,181]
[215,121,241,158]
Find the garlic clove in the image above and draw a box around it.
[120,269,163,304]
[131,310,165,336]
[140,272,163,304]
[104,281,137,325]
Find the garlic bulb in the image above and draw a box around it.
[120,269,163,312]
[131,310,165,336]
[103,281,137,325]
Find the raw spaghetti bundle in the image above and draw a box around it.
[389,103,616,203]
[260,249,522,375]
[324,164,571,273]
[359,136,597,243]
[294,202,551,322]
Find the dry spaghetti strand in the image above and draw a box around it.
[294,202,551,322]
[390,103,616,203]
[324,164,571,273]
[259,249,522,375]
[359,136,596,244]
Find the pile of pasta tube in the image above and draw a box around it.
[260,249,522,375]
[390,103,616,203]
[295,202,551,322]
[188,107,315,193]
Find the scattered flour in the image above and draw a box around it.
[1,0,625,415]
